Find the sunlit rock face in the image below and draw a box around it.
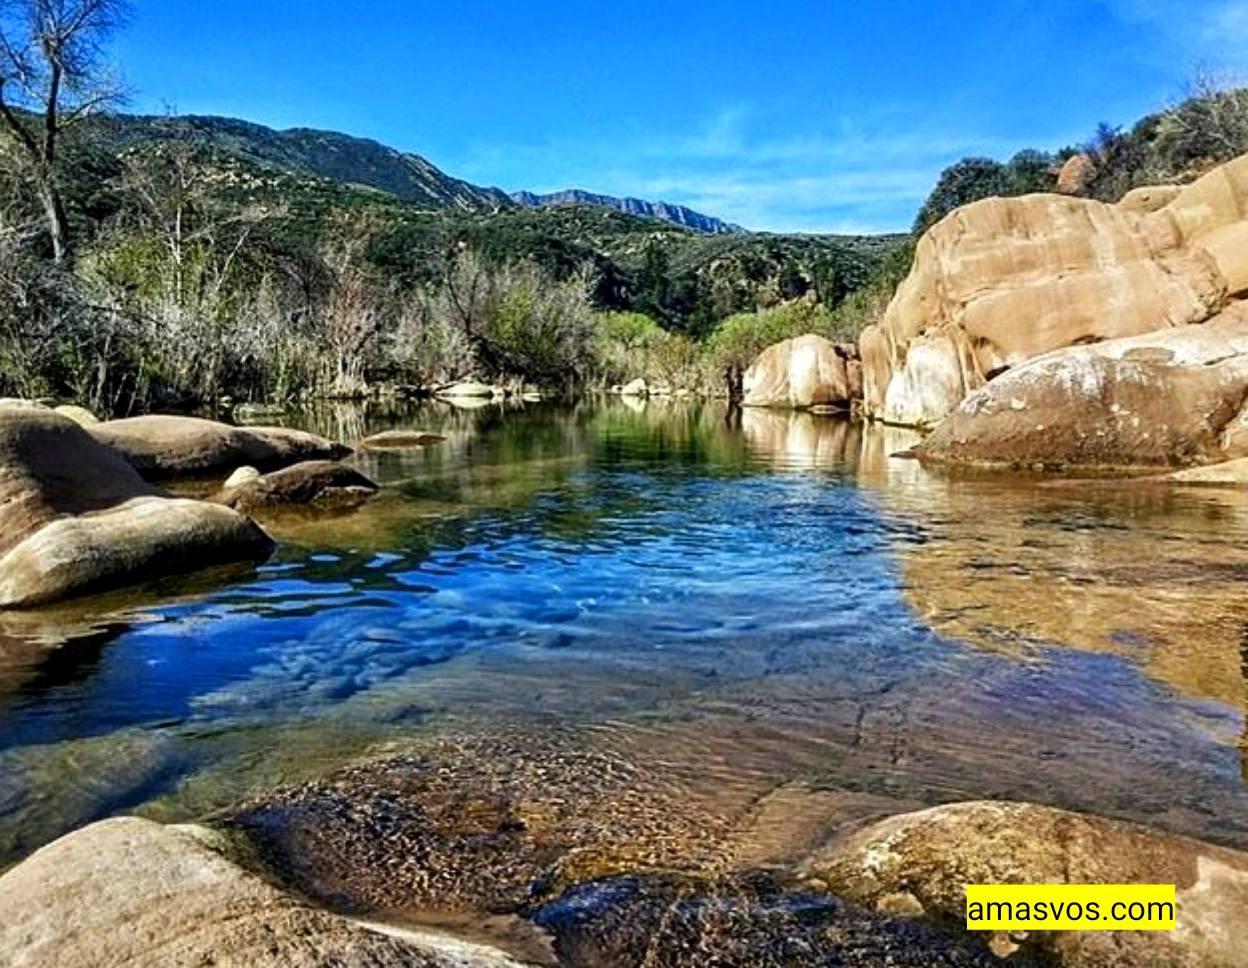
[917,302,1248,469]
[0,407,273,607]
[742,334,860,409]
[0,817,523,967]
[862,152,1248,428]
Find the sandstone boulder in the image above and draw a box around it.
[917,304,1248,469]
[0,407,273,608]
[1055,152,1095,195]
[359,430,447,450]
[0,817,522,967]
[862,151,1248,428]
[803,800,1248,968]
[742,334,859,409]
[0,405,158,556]
[620,377,649,397]
[216,461,379,514]
[91,415,350,480]
[0,497,274,608]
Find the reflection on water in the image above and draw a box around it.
[0,398,1245,873]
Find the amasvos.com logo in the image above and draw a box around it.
[966,884,1176,931]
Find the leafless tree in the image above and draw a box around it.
[0,0,128,262]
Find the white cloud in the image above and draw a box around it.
[455,108,1047,234]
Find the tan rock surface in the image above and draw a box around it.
[916,303,1248,469]
[91,415,350,480]
[0,497,273,608]
[0,817,523,967]
[1167,458,1248,484]
[742,334,858,409]
[804,800,1248,968]
[863,152,1248,428]
[0,405,158,558]
[0,407,273,607]
[51,404,98,427]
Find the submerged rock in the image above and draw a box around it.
[863,151,1248,427]
[0,407,273,607]
[531,870,1019,967]
[0,817,523,967]
[360,430,447,450]
[917,303,1248,469]
[91,415,350,480]
[803,800,1248,967]
[742,334,860,409]
[216,460,379,514]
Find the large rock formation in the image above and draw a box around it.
[91,415,350,480]
[0,407,273,607]
[742,334,861,409]
[861,152,1248,428]
[916,303,1248,469]
[803,800,1248,967]
[0,817,523,967]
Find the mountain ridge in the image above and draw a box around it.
[511,188,745,235]
[72,112,752,234]
[77,113,515,211]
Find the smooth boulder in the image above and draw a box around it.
[742,334,860,409]
[803,800,1248,967]
[0,407,273,608]
[862,151,1248,427]
[917,303,1248,469]
[91,415,350,480]
[0,817,523,967]
[0,497,273,608]
[0,405,158,556]
[216,461,379,514]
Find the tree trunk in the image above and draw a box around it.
[37,179,71,264]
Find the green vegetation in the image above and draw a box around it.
[914,77,1248,232]
[0,97,907,410]
[913,151,1057,234]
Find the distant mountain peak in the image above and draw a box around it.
[511,188,744,234]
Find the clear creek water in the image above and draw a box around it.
[0,400,1245,873]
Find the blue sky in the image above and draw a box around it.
[113,1,1248,233]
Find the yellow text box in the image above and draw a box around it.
[966,884,1176,931]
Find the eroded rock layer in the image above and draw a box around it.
[863,152,1248,428]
